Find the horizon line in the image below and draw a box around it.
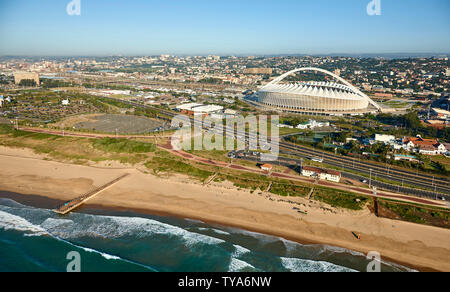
[1,52,449,58]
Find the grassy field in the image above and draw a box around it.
[145,150,214,182]
[269,181,311,198]
[0,124,155,165]
[380,100,412,109]
[313,187,369,210]
[2,124,449,225]
[215,170,368,210]
[217,172,271,192]
[73,114,164,134]
[0,125,395,212]
[378,199,450,229]
[93,137,156,153]
[426,155,450,172]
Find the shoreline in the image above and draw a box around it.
[0,148,449,272]
[0,190,438,272]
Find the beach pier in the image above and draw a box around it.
[54,173,130,215]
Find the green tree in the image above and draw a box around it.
[19,79,37,87]
[404,111,421,130]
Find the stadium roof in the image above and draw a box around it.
[260,82,363,101]
[259,67,381,110]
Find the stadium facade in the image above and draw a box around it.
[256,68,380,115]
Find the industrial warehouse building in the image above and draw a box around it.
[256,68,380,116]
[176,103,224,116]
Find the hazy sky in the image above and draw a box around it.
[0,0,449,56]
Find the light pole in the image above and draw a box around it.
[433,177,437,200]
[369,169,373,188]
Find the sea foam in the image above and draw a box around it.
[0,210,47,237]
[228,258,256,272]
[281,257,357,272]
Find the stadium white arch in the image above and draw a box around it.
[264,67,380,111]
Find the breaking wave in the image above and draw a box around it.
[281,257,357,272]
[0,197,415,272]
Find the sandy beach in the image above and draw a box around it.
[1,146,449,272]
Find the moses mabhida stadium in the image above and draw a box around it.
[254,68,381,116]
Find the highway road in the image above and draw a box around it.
[95,96,450,198]
[278,143,449,195]
[234,151,450,202]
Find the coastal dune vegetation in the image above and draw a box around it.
[0,124,449,229]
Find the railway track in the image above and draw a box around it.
[280,141,449,186]
[90,96,450,196]
[279,143,449,195]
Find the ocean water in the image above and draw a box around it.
[0,198,415,272]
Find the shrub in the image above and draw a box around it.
[93,138,155,154]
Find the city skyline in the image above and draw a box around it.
[0,0,449,56]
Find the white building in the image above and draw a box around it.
[392,141,406,151]
[191,105,224,115]
[176,103,202,112]
[432,108,450,120]
[210,113,225,120]
[224,109,238,118]
[296,120,330,130]
[403,136,448,155]
[261,164,273,172]
[301,167,317,178]
[374,134,396,144]
[301,166,341,183]
[278,124,294,129]
[176,103,224,116]
[319,170,341,183]
[99,90,131,96]
[62,99,70,106]
[296,122,309,130]
[223,98,235,104]
[418,144,447,155]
